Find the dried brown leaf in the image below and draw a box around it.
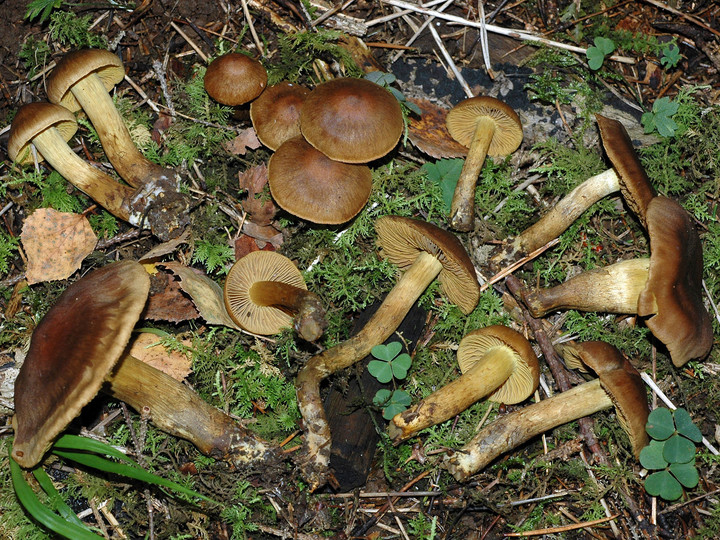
[239,164,277,226]
[407,98,468,159]
[21,209,97,285]
[223,127,262,155]
[144,268,200,322]
[128,333,193,382]
[139,228,190,262]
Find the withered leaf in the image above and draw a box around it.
[239,164,276,226]
[407,98,468,159]
[22,209,97,285]
[223,127,261,155]
[233,234,275,260]
[242,221,283,249]
[144,268,200,322]
[139,228,190,263]
[128,333,193,382]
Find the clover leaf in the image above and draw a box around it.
[422,158,464,213]
[641,97,680,137]
[660,43,681,68]
[374,389,412,420]
[368,342,412,383]
[586,37,615,70]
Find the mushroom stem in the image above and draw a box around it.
[509,168,620,256]
[70,72,171,188]
[295,250,444,487]
[31,125,135,222]
[450,117,496,232]
[249,281,327,342]
[523,258,650,317]
[388,347,515,443]
[444,378,611,481]
[107,354,279,466]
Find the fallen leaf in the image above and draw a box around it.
[223,127,261,155]
[242,221,283,249]
[233,234,275,260]
[144,268,200,322]
[239,164,277,226]
[139,228,190,262]
[161,261,240,329]
[407,98,468,159]
[151,112,174,145]
[128,333,193,382]
[22,209,97,285]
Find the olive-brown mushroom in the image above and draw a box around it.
[295,216,480,488]
[445,96,523,232]
[250,81,310,150]
[299,77,404,163]
[204,52,267,106]
[443,341,649,481]
[268,136,372,224]
[224,250,327,342]
[522,196,713,367]
[388,325,539,444]
[11,260,278,469]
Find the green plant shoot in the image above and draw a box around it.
[422,158,464,213]
[660,44,682,68]
[641,97,680,137]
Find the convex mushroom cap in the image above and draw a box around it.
[300,77,404,163]
[388,325,539,444]
[204,52,267,106]
[443,341,649,481]
[250,81,310,150]
[268,136,372,224]
[445,96,523,231]
[224,250,327,341]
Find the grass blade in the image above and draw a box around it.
[32,467,89,529]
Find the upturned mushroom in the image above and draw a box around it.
[224,250,327,342]
[299,77,404,163]
[268,136,373,224]
[295,216,480,488]
[445,96,523,232]
[11,260,278,469]
[388,325,539,444]
[204,52,267,106]
[499,114,656,259]
[250,81,310,150]
[8,102,185,241]
[522,196,713,367]
[443,341,649,481]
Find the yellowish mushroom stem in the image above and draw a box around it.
[30,125,135,222]
[450,117,496,232]
[444,378,612,481]
[70,73,171,188]
[523,258,650,318]
[250,281,327,342]
[295,251,443,488]
[388,347,516,444]
[107,354,279,466]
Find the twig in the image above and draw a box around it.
[479,238,559,292]
[367,0,447,26]
[311,0,357,27]
[503,513,619,536]
[640,0,720,38]
[640,372,720,455]
[241,0,265,56]
[702,279,720,327]
[169,21,209,62]
[389,0,454,63]
[380,0,636,64]
[428,23,474,98]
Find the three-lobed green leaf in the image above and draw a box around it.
[422,158,463,213]
[586,37,615,70]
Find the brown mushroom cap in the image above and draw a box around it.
[7,102,78,165]
[224,250,308,335]
[458,325,540,404]
[268,136,372,224]
[46,49,125,112]
[300,77,404,163]
[11,261,150,468]
[250,81,310,150]
[638,196,713,366]
[204,52,267,106]
[445,96,523,157]
[375,216,480,314]
[559,341,650,457]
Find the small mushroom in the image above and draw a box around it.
[443,341,649,481]
[502,114,656,258]
[204,52,267,106]
[522,196,713,367]
[250,81,310,150]
[295,216,480,488]
[224,250,327,342]
[445,96,523,232]
[388,325,539,444]
[299,77,404,163]
[268,136,372,224]
[11,260,278,469]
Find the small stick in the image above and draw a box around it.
[366,0,447,26]
[169,21,209,62]
[503,513,619,537]
[123,74,160,113]
[311,0,357,27]
[241,0,265,56]
[428,23,474,98]
[480,238,559,292]
[390,0,454,63]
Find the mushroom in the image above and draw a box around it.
[204,52,267,106]
[250,81,310,150]
[267,136,373,224]
[11,260,278,469]
[8,102,186,241]
[46,49,183,193]
[522,195,713,367]
[295,216,480,487]
[443,341,649,481]
[499,114,656,259]
[388,325,539,444]
[223,250,327,342]
[299,77,404,163]
[445,96,523,232]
